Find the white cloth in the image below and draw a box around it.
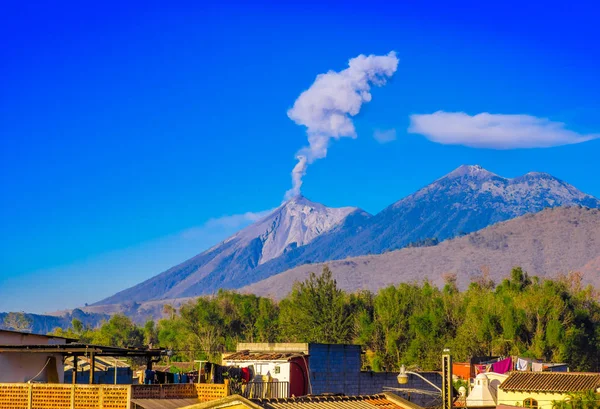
[532,362,544,372]
[517,358,530,371]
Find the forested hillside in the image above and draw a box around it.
[52,266,600,373]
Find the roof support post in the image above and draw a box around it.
[72,355,78,385]
[89,352,95,384]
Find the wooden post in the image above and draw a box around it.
[72,356,78,385]
[89,352,95,384]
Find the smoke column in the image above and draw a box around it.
[285,51,399,199]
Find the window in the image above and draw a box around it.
[524,398,538,409]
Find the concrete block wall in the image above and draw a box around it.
[307,344,362,395]
[358,371,442,407]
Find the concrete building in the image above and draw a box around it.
[222,343,442,406]
[0,329,71,383]
[497,372,600,409]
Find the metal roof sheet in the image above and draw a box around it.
[251,394,403,409]
[132,398,200,408]
[500,372,600,393]
[224,351,305,362]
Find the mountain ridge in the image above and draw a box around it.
[95,196,366,305]
[95,165,600,306]
[242,206,600,298]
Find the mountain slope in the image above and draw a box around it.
[327,165,600,257]
[96,165,600,306]
[95,196,366,305]
[242,206,600,298]
[222,165,600,281]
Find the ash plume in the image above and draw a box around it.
[285,51,399,199]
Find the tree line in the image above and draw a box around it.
[50,266,600,372]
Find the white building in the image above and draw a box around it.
[0,329,71,383]
[466,373,508,408]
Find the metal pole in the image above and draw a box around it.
[114,360,117,385]
[405,371,442,392]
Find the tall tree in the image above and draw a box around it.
[279,266,353,343]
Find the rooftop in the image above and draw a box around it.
[0,342,165,357]
[253,394,406,409]
[500,372,600,393]
[224,350,305,362]
[183,392,424,409]
[0,328,77,341]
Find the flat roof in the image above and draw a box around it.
[0,328,77,342]
[0,343,166,357]
[223,351,306,362]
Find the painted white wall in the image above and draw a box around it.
[0,330,68,383]
[223,360,291,383]
[0,353,65,383]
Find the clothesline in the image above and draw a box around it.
[473,356,565,375]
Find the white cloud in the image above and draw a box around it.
[373,128,397,144]
[285,51,399,198]
[408,111,599,149]
[201,209,273,230]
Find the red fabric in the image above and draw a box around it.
[241,367,251,382]
[475,364,487,375]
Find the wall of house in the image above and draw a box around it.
[0,331,68,383]
[306,344,441,407]
[0,353,64,383]
[222,360,291,383]
[497,389,568,409]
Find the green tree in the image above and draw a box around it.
[92,314,144,348]
[279,266,353,343]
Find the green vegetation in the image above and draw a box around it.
[51,266,600,371]
[553,391,600,409]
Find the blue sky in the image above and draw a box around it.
[1,1,599,313]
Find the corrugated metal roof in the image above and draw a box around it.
[64,355,130,371]
[251,394,403,409]
[132,398,200,408]
[224,351,304,362]
[500,372,600,393]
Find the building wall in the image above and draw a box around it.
[0,353,65,383]
[222,360,291,383]
[0,331,68,383]
[64,368,133,385]
[306,344,441,406]
[497,389,568,409]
